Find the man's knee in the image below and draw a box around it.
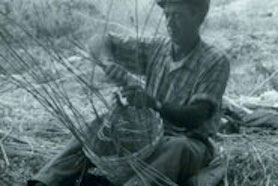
[164,136,207,169]
[164,137,194,154]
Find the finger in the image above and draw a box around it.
[119,70,128,80]
[122,88,144,99]
[122,85,140,93]
[113,91,129,106]
[112,93,118,102]
[104,64,114,76]
[121,89,135,98]
[112,96,121,107]
[126,85,141,90]
[121,85,139,93]
[105,65,125,82]
[113,91,122,101]
[126,95,134,106]
[106,65,120,80]
[108,70,118,80]
[114,68,125,81]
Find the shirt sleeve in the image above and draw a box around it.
[156,101,213,129]
[108,33,160,75]
[189,55,230,112]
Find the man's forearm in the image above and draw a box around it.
[27,181,46,186]
[152,100,214,129]
[109,33,148,75]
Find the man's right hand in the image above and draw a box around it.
[34,183,47,186]
[104,64,128,85]
[27,180,47,186]
[86,34,113,63]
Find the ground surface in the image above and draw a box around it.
[0,0,278,185]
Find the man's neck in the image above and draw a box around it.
[172,35,200,62]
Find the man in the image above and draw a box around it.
[28,0,230,185]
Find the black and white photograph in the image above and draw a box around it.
[0,0,278,185]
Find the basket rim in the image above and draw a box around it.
[83,109,164,161]
[84,121,163,162]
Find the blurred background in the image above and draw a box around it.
[0,0,278,185]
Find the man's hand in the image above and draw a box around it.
[27,180,47,186]
[112,91,128,107]
[86,34,113,63]
[104,64,128,84]
[34,183,47,186]
[121,86,157,109]
[104,64,128,85]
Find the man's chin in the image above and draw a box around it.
[170,36,183,45]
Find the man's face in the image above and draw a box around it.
[163,3,200,45]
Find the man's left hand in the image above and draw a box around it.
[121,86,156,109]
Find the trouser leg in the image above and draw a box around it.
[80,174,115,186]
[125,136,211,186]
[28,137,91,186]
[28,116,110,186]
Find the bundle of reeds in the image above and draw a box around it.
[0,5,176,185]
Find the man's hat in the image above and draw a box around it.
[156,0,210,11]
[156,0,210,22]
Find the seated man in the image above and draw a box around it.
[28,0,230,185]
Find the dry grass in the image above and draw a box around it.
[1,0,278,185]
[218,128,278,186]
[203,0,278,96]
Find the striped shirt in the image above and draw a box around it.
[109,33,230,138]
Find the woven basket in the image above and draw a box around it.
[83,106,164,185]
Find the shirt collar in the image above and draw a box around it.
[168,40,202,73]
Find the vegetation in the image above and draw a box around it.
[0,0,278,185]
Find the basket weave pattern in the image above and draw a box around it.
[82,106,164,185]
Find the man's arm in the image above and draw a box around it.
[87,33,162,76]
[122,55,230,130]
[188,55,230,110]
[108,33,149,75]
[153,101,214,129]
[159,55,230,129]
[121,86,214,129]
